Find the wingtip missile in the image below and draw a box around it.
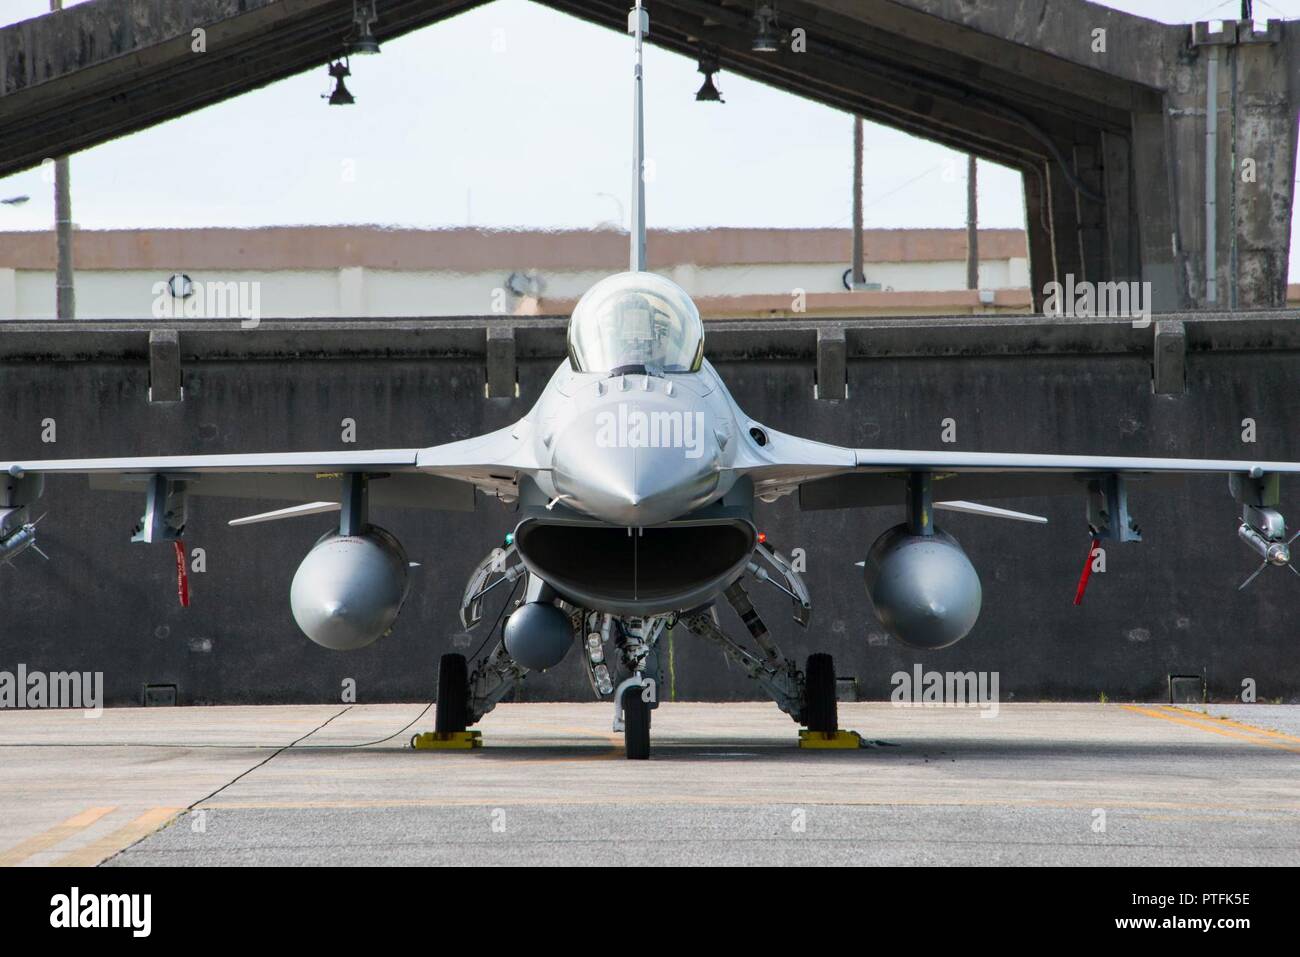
[0,522,41,565]
[1236,523,1300,590]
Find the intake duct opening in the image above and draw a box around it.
[514,518,755,608]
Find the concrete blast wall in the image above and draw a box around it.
[0,315,1297,705]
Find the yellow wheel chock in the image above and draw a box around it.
[411,730,482,750]
[798,729,863,749]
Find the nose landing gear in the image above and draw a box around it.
[620,682,652,760]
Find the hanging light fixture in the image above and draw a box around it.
[695,49,724,102]
[322,59,355,105]
[752,3,780,53]
[349,0,381,55]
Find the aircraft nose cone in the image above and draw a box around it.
[551,392,721,526]
[575,445,687,526]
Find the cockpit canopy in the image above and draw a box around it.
[567,272,704,375]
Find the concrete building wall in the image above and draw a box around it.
[11,269,339,320]
[1,260,1034,320]
[0,227,1035,319]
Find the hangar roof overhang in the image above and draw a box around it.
[0,0,1177,180]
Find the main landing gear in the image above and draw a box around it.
[416,539,862,756]
[800,652,838,734]
[435,652,469,733]
[412,652,483,750]
[680,579,860,750]
[797,651,861,749]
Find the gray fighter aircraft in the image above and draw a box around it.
[3,2,1299,758]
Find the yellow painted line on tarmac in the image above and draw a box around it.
[1121,705,1300,754]
[0,806,117,867]
[1161,706,1300,745]
[52,807,182,867]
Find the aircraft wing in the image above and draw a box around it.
[0,448,479,513]
[849,448,1300,476]
[731,425,1300,514]
[0,449,422,477]
[728,426,1300,591]
[0,417,552,516]
[0,420,554,556]
[1,447,421,481]
[1,415,548,513]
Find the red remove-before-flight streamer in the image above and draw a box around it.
[173,540,190,608]
[1073,536,1100,606]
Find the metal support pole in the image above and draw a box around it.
[628,1,647,273]
[51,0,74,320]
[851,116,864,289]
[966,155,979,290]
[1204,45,1219,305]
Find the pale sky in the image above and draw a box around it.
[2,0,1299,280]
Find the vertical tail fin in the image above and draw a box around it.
[628,1,647,272]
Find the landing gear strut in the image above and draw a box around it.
[679,601,804,721]
[681,583,854,745]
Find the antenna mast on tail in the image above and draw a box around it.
[628,0,648,272]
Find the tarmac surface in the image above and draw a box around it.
[0,701,1297,866]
